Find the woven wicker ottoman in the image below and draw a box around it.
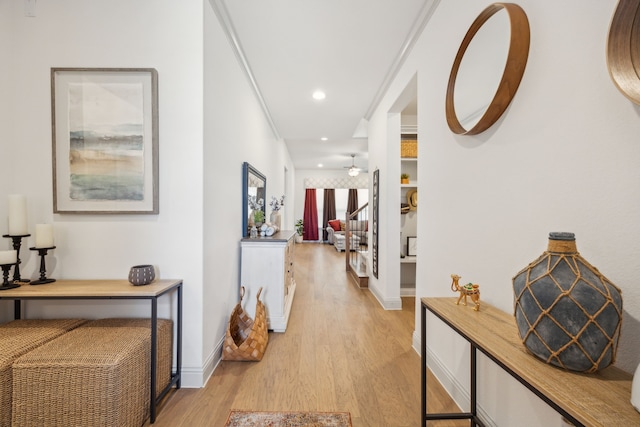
[0,319,87,427]
[12,318,172,427]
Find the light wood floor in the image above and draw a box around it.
[147,243,464,426]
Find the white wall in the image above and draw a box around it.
[203,0,294,383]
[0,0,205,386]
[369,0,640,424]
[366,108,406,309]
[0,0,295,389]
[0,2,9,178]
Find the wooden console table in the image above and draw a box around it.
[0,279,183,424]
[421,297,639,427]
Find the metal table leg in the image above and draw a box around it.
[150,297,158,423]
[176,283,182,389]
[421,302,426,427]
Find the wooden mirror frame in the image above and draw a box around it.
[607,0,640,105]
[445,3,530,135]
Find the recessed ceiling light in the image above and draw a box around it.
[318,163,323,168]
[321,137,328,141]
[312,90,326,100]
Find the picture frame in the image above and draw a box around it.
[372,169,379,278]
[51,68,159,214]
[407,236,417,256]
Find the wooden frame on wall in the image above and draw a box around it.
[445,3,530,135]
[51,68,159,214]
[607,0,640,105]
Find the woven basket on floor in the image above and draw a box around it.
[222,287,268,361]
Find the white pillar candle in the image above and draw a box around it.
[0,250,17,265]
[8,195,28,235]
[35,224,54,248]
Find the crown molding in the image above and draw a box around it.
[211,0,440,139]
[363,0,441,121]
[210,0,281,140]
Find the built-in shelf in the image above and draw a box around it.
[401,122,417,297]
[401,150,417,290]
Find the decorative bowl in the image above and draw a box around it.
[128,265,156,286]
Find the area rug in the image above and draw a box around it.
[224,410,352,427]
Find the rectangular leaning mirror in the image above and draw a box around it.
[242,162,267,237]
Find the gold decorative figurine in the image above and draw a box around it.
[450,274,480,311]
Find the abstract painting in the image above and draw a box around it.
[52,68,158,214]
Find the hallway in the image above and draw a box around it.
[149,243,462,426]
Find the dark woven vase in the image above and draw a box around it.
[512,232,623,373]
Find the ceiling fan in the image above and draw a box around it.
[344,154,366,177]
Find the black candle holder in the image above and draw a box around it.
[29,246,56,285]
[0,262,20,290]
[3,234,31,283]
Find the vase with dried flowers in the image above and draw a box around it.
[269,195,284,229]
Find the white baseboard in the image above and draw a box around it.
[412,329,421,356]
[412,331,496,427]
[368,282,402,310]
[180,335,224,388]
[400,286,416,297]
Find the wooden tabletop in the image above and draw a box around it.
[422,297,639,427]
[0,279,182,298]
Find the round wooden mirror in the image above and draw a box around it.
[445,3,530,135]
[607,0,640,105]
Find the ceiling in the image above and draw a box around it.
[216,0,432,171]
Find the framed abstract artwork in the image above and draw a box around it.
[51,68,159,214]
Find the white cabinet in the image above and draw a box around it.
[240,230,296,332]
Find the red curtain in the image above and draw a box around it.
[303,188,319,241]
